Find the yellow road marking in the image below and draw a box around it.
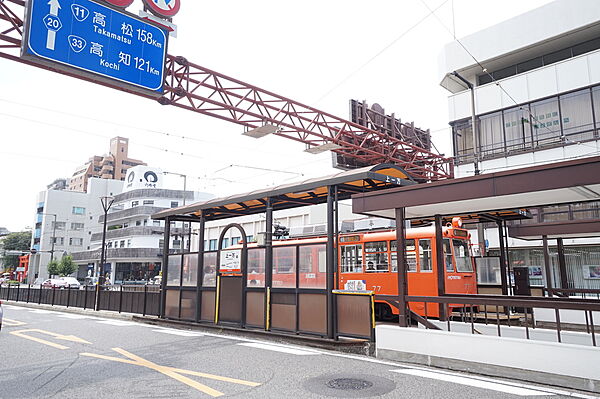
[3,318,26,326]
[10,329,91,350]
[80,347,261,397]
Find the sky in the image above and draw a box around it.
[0,0,553,232]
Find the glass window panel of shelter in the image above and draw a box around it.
[247,248,265,288]
[452,120,474,164]
[571,201,600,220]
[593,86,600,131]
[541,204,571,222]
[272,246,296,288]
[341,244,363,273]
[390,239,416,272]
[503,105,532,152]
[202,252,217,287]
[478,112,504,158]
[166,255,182,286]
[365,241,389,272]
[559,89,595,141]
[530,97,562,147]
[443,238,454,272]
[419,239,433,272]
[299,244,326,289]
[181,253,198,287]
[453,239,473,272]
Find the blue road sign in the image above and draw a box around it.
[24,0,167,93]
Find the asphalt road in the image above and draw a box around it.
[0,304,595,399]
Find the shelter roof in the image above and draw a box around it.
[153,164,414,222]
[352,156,600,222]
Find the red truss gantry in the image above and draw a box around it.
[0,0,453,182]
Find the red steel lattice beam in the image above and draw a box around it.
[0,0,453,182]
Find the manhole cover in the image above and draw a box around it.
[326,378,374,391]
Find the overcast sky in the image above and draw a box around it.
[0,0,552,232]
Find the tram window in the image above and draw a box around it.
[453,239,474,272]
[341,244,363,273]
[365,241,387,252]
[419,239,432,272]
[247,248,265,287]
[272,247,296,288]
[389,239,416,272]
[365,253,388,272]
[444,238,454,272]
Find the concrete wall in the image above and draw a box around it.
[377,324,600,392]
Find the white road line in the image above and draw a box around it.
[391,369,553,396]
[27,309,56,314]
[237,342,321,356]
[152,329,204,337]
[96,320,137,326]
[57,314,96,320]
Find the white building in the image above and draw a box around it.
[29,177,124,282]
[439,0,600,287]
[71,166,213,284]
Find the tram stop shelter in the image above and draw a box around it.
[152,164,415,341]
[351,156,600,325]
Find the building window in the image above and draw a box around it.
[72,207,86,215]
[592,87,600,131]
[231,237,240,245]
[452,120,474,163]
[222,238,229,248]
[52,237,64,245]
[153,220,161,227]
[503,106,531,152]
[69,237,83,246]
[131,201,139,207]
[136,220,142,226]
[530,97,561,147]
[107,241,113,248]
[209,239,217,251]
[127,239,131,248]
[120,240,126,248]
[559,89,595,141]
[70,222,84,230]
[170,201,179,208]
[52,221,66,230]
[478,112,504,158]
[143,200,154,205]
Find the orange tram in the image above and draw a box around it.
[233,218,476,321]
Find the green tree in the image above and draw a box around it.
[1,231,32,269]
[47,259,60,277]
[58,255,77,276]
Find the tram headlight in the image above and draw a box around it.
[452,217,463,228]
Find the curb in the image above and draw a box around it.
[3,300,156,322]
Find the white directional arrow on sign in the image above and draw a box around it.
[46,0,62,50]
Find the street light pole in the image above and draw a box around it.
[164,171,189,250]
[49,214,57,262]
[98,196,114,285]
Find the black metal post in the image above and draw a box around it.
[51,285,56,306]
[84,284,88,309]
[160,217,171,318]
[143,283,148,316]
[435,215,446,320]
[497,221,509,295]
[542,235,553,292]
[26,284,31,303]
[196,216,205,322]
[38,284,42,305]
[66,285,71,308]
[503,221,513,296]
[326,185,336,339]
[557,238,569,290]
[395,207,408,327]
[264,198,273,331]
[119,284,123,313]
[16,284,20,302]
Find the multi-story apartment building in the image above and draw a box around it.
[68,136,146,192]
[439,0,600,288]
[71,166,214,284]
[28,177,124,282]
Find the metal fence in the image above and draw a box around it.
[0,283,160,316]
[403,294,600,347]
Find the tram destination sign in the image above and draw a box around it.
[22,0,167,94]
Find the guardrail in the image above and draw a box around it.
[0,283,160,316]
[402,294,600,347]
[544,288,600,299]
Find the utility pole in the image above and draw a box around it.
[452,71,480,176]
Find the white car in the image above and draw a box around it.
[59,277,81,289]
